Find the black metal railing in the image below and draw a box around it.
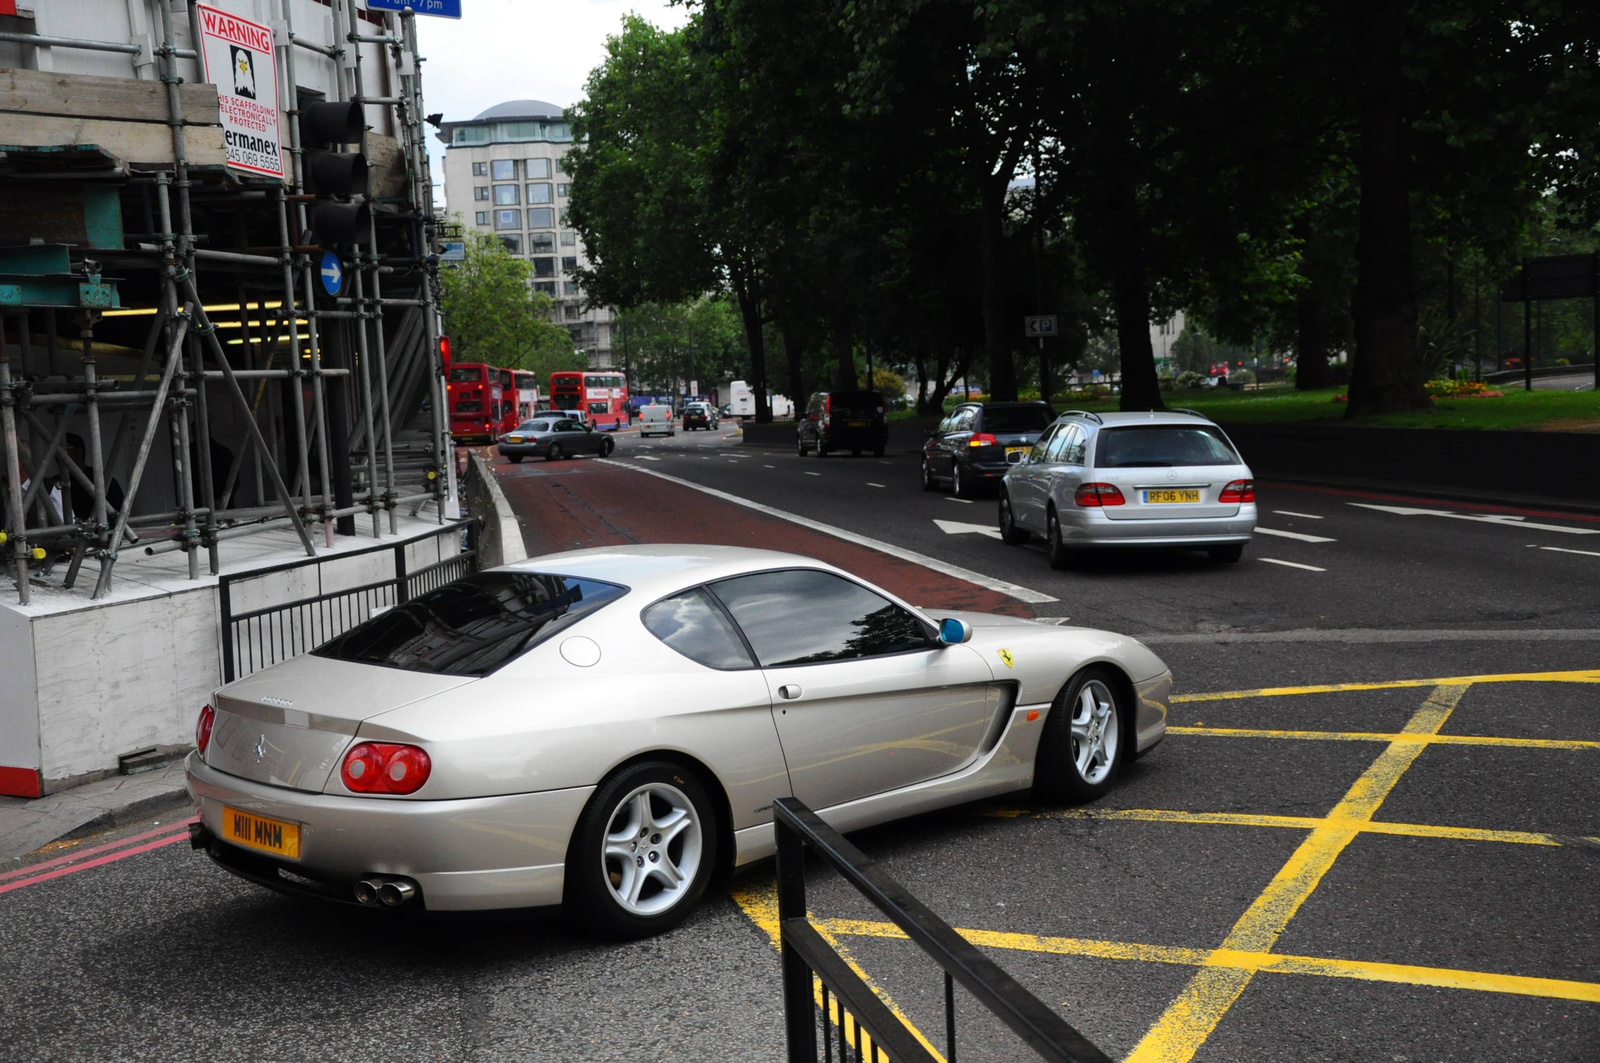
[774,798,1114,1063]
[217,519,477,682]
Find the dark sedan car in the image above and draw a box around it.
[797,390,888,458]
[498,417,616,463]
[922,401,1056,497]
[683,402,720,431]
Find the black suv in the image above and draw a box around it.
[683,402,719,431]
[922,401,1056,497]
[797,391,888,457]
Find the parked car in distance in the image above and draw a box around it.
[638,404,675,438]
[998,410,1256,567]
[185,545,1171,938]
[923,401,1056,498]
[683,402,720,431]
[498,417,616,462]
[797,390,888,457]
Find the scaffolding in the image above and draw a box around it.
[0,0,449,606]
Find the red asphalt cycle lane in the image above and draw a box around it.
[487,450,1034,618]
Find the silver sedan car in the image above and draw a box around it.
[185,546,1171,937]
[497,416,615,463]
[999,410,1256,567]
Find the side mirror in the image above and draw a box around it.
[1006,450,1025,465]
[936,617,973,645]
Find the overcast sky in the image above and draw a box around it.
[410,0,690,203]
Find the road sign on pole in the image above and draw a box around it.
[1024,315,1058,339]
[366,0,462,17]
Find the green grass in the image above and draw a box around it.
[1063,385,1600,431]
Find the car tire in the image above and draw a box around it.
[873,447,885,458]
[921,458,938,491]
[952,462,970,499]
[798,437,808,456]
[600,437,615,457]
[1208,543,1245,563]
[1046,506,1072,570]
[567,760,718,940]
[1036,667,1128,803]
[999,493,1029,545]
[547,443,563,462]
[818,445,829,459]
[508,455,524,464]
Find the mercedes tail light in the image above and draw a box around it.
[341,742,432,795]
[968,433,999,448]
[1074,482,1126,507]
[195,704,215,756]
[1219,479,1256,503]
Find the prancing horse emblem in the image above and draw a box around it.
[997,648,1014,669]
[253,734,267,763]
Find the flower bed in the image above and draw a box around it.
[1332,381,1504,404]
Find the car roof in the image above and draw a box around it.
[957,400,1054,409]
[1058,409,1220,428]
[502,545,851,600]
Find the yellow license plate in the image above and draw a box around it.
[847,420,868,428]
[1144,489,1201,504]
[221,806,301,859]
[1005,446,1028,456]
[506,435,523,443]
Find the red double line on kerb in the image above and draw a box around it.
[0,819,196,896]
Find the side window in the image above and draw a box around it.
[937,413,956,434]
[1065,426,1088,465]
[1030,426,1058,464]
[553,419,573,431]
[1045,425,1074,463]
[642,589,754,670]
[710,570,930,667]
[955,408,977,433]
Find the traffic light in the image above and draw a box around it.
[300,100,370,245]
[438,334,452,369]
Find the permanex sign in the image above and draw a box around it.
[195,3,284,179]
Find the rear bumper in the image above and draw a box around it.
[185,752,591,911]
[1058,506,1256,547]
[497,442,547,458]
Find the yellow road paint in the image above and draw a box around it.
[1126,683,1469,1063]
[730,880,942,1063]
[1168,724,1600,750]
[1173,669,1600,703]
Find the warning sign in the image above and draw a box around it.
[195,3,283,179]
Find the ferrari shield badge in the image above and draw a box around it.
[997,648,1014,669]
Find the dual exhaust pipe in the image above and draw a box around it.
[353,875,418,908]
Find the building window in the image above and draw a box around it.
[491,159,517,180]
[531,257,556,278]
[452,126,489,145]
[560,231,577,246]
[500,234,522,254]
[471,161,487,176]
[558,208,570,225]
[561,255,578,271]
[494,209,521,230]
[526,158,552,179]
[529,232,555,254]
[564,281,581,296]
[564,303,581,321]
[534,281,558,296]
[473,186,489,201]
[493,184,520,205]
[474,211,489,226]
[526,182,553,204]
[527,207,555,229]
[556,183,570,198]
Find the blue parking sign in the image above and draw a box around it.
[365,0,461,17]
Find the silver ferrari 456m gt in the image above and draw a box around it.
[186,545,1171,938]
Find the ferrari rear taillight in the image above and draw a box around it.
[1219,479,1256,503]
[341,742,432,795]
[195,703,215,756]
[1074,482,1126,507]
[968,433,999,448]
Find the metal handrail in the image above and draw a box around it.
[774,797,1114,1063]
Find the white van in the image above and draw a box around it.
[638,404,675,437]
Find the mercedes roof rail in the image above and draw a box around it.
[1167,407,1208,418]
[1059,409,1104,424]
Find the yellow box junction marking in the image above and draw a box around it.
[1170,668,1600,704]
[1167,725,1600,751]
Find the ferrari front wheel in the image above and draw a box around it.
[1037,667,1126,802]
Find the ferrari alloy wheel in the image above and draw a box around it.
[1037,667,1126,802]
[570,761,717,938]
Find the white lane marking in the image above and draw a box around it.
[763,464,775,469]
[633,455,662,462]
[878,461,893,465]
[1348,502,1600,536]
[1540,546,1600,558]
[945,496,974,505]
[1255,527,1337,543]
[1258,557,1327,572]
[866,482,886,488]
[1273,510,1324,520]
[597,460,1058,604]
[934,519,1002,540]
[805,471,821,477]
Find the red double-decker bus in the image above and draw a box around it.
[446,363,517,441]
[550,371,629,430]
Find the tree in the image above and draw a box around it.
[615,298,746,396]
[439,230,579,376]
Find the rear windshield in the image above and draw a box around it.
[313,572,627,676]
[515,421,550,432]
[446,367,481,383]
[1096,425,1239,467]
[829,392,882,411]
[983,406,1055,433]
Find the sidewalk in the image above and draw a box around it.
[0,761,190,866]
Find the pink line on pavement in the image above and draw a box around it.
[0,817,198,883]
[0,830,191,896]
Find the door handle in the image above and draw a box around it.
[778,684,802,700]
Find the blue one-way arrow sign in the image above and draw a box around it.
[365,0,461,18]
[319,251,344,296]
